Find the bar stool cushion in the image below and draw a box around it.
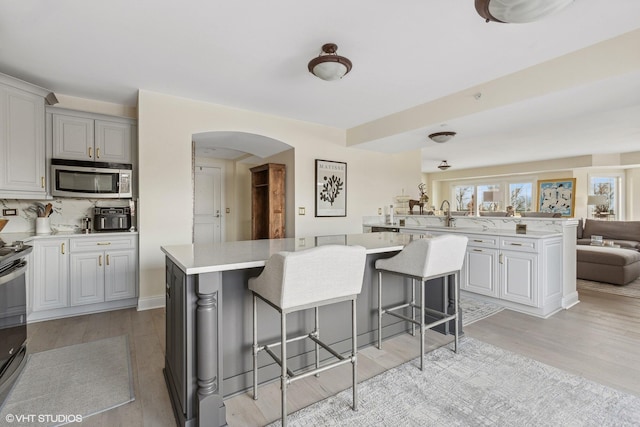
[375,235,468,279]
[249,244,367,311]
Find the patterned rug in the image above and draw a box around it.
[577,277,640,299]
[269,337,640,426]
[460,296,504,326]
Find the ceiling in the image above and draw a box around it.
[1,1,639,172]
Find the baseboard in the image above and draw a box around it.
[562,291,580,309]
[137,295,165,311]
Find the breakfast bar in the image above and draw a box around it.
[161,232,459,427]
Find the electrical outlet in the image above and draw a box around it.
[378,207,382,215]
[2,209,17,216]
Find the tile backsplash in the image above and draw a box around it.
[0,198,133,233]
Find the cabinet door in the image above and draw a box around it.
[462,247,499,297]
[52,114,94,161]
[0,85,46,196]
[95,120,132,163]
[70,252,105,306]
[104,249,137,301]
[500,250,538,306]
[33,239,69,311]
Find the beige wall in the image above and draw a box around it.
[138,90,421,302]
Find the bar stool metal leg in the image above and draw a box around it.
[315,307,320,375]
[444,275,449,336]
[352,299,358,410]
[253,294,258,400]
[411,279,416,337]
[281,311,288,427]
[454,272,460,353]
[420,279,426,371]
[377,271,383,349]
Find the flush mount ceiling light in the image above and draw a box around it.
[438,160,451,171]
[308,43,352,81]
[428,131,456,143]
[475,0,574,23]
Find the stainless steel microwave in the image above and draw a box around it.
[51,159,133,199]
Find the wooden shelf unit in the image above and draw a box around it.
[250,163,285,239]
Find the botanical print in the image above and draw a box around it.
[315,160,347,217]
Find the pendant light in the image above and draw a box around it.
[438,161,451,171]
[475,0,574,23]
[308,43,353,81]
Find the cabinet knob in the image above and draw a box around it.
[96,147,100,159]
[88,147,93,158]
[99,255,102,266]
[61,242,65,254]
[106,254,110,265]
[41,177,45,188]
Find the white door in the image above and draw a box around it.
[194,166,223,244]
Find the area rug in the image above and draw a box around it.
[460,296,504,326]
[0,335,134,426]
[269,337,640,426]
[577,277,640,299]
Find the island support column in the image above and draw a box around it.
[196,271,226,426]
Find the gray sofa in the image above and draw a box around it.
[577,219,640,250]
[576,219,640,285]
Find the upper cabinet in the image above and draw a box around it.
[49,107,135,164]
[0,73,55,199]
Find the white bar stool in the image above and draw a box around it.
[249,244,367,427]
[375,234,468,370]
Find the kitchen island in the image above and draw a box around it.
[161,232,458,427]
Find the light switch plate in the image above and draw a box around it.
[298,207,306,215]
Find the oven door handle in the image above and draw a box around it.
[0,261,27,286]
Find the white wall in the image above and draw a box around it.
[138,90,421,302]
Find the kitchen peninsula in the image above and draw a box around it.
[161,232,457,427]
[364,214,580,317]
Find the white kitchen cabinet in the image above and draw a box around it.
[50,107,134,164]
[463,246,499,297]
[499,250,537,306]
[69,235,137,306]
[105,250,137,301]
[70,252,105,306]
[32,238,69,312]
[28,233,138,322]
[0,74,49,199]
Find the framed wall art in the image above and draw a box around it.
[315,159,346,217]
[537,178,576,217]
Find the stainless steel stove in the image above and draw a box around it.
[0,239,32,404]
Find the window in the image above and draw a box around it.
[453,185,474,212]
[509,182,533,213]
[589,175,621,219]
[450,178,536,216]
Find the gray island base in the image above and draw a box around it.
[161,232,459,427]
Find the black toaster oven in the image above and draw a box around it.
[94,207,131,231]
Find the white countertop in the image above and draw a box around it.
[0,230,138,245]
[161,232,413,275]
[367,224,562,239]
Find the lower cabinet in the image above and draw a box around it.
[30,234,138,321]
[32,238,69,312]
[70,249,136,306]
[461,233,562,317]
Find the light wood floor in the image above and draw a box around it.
[25,288,640,426]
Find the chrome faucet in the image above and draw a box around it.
[440,200,454,227]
